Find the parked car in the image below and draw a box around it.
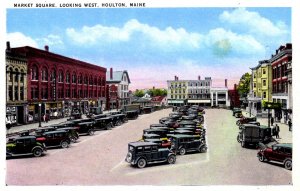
[237,124,272,147]
[144,138,171,148]
[36,130,71,149]
[6,136,47,158]
[109,113,127,126]
[125,141,176,168]
[141,106,153,114]
[76,122,95,135]
[86,106,102,118]
[257,143,292,170]
[169,134,207,155]
[125,110,139,120]
[236,116,257,126]
[232,108,242,117]
[93,117,113,130]
[56,127,79,143]
[143,129,169,139]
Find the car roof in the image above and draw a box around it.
[15,136,36,140]
[169,134,199,138]
[43,130,67,134]
[242,124,260,128]
[274,143,292,148]
[129,141,159,147]
[78,121,94,125]
[144,129,165,132]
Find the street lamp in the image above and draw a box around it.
[38,103,42,127]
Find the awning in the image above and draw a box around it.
[187,100,211,103]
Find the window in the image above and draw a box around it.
[31,65,38,80]
[152,146,158,152]
[20,87,24,100]
[42,67,48,81]
[263,69,266,75]
[78,74,82,84]
[136,147,143,154]
[144,146,151,152]
[58,71,63,83]
[8,86,13,101]
[84,76,88,85]
[72,73,76,83]
[66,72,70,83]
[263,80,266,87]
[254,83,256,88]
[263,92,266,99]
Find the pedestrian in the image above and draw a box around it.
[274,124,280,139]
[43,114,46,122]
[271,117,274,126]
[288,119,292,131]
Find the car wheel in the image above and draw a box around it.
[88,129,95,135]
[70,136,77,143]
[258,155,265,162]
[106,123,112,130]
[241,141,246,148]
[116,120,122,126]
[137,158,147,168]
[284,159,292,170]
[237,135,241,143]
[179,147,186,155]
[32,148,43,157]
[167,154,176,164]
[236,121,240,126]
[61,141,69,148]
[200,145,207,153]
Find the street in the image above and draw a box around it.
[6,108,292,185]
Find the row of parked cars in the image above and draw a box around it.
[125,105,208,168]
[233,108,292,170]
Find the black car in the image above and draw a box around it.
[237,124,272,147]
[169,134,207,155]
[125,141,176,168]
[56,127,79,143]
[6,136,47,158]
[143,129,169,139]
[109,113,127,126]
[142,133,161,140]
[36,130,71,149]
[125,110,139,120]
[76,122,95,135]
[93,117,113,130]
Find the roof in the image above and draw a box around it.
[106,70,131,83]
[151,96,167,102]
[129,141,159,147]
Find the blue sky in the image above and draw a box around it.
[6,8,291,90]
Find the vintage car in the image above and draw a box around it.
[125,141,176,168]
[144,138,171,148]
[55,127,79,143]
[143,129,169,139]
[257,143,292,170]
[109,113,127,126]
[36,130,71,149]
[236,116,257,126]
[237,124,272,147]
[169,134,207,155]
[150,124,168,128]
[6,136,47,158]
[142,133,161,140]
[125,110,139,120]
[232,108,242,117]
[93,117,113,130]
[141,106,153,114]
[34,127,58,136]
[76,122,95,135]
[86,106,102,118]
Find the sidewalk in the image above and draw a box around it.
[6,109,120,136]
[242,110,292,143]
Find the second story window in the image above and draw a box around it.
[31,65,38,80]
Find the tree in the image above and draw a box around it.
[134,89,145,97]
[148,88,167,97]
[237,72,251,98]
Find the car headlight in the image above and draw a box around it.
[126,152,132,162]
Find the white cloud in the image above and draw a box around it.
[36,34,64,46]
[219,8,289,37]
[6,32,39,48]
[66,19,203,50]
[205,28,265,55]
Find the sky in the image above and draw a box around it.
[6,7,291,90]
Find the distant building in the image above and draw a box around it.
[106,68,130,110]
[167,76,212,106]
[270,43,292,123]
[151,96,167,106]
[6,42,28,125]
[228,84,240,109]
[9,42,106,123]
[210,79,229,108]
[248,59,272,117]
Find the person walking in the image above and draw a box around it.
[274,124,280,139]
[288,119,292,131]
[271,117,274,126]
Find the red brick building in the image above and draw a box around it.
[9,44,106,123]
[270,43,292,123]
[228,84,240,109]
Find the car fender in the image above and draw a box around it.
[135,156,147,165]
[31,145,44,153]
[283,158,292,164]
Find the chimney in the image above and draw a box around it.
[177,76,179,81]
[45,45,49,52]
[110,68,113,80]
[174,75,177,81]
[153,86,155,89]
[6,41,11,51]
[198,75,201,81]
[225,79,228,87]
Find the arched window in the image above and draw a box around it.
[41,67,48,81]
[89,76,93,85]
[66,72,70,83]
[94,77,97,85]
[78,74,82,84]
[50,70,56,82]
[31,65,38,80]
[58,70,64,83]
[84,75,88,85]
[72,72,76,83]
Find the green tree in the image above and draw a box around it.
[148,88,167,96]
[237,72,251,98]
[134,89,145,97]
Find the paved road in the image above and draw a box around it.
[6,108,292,185]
